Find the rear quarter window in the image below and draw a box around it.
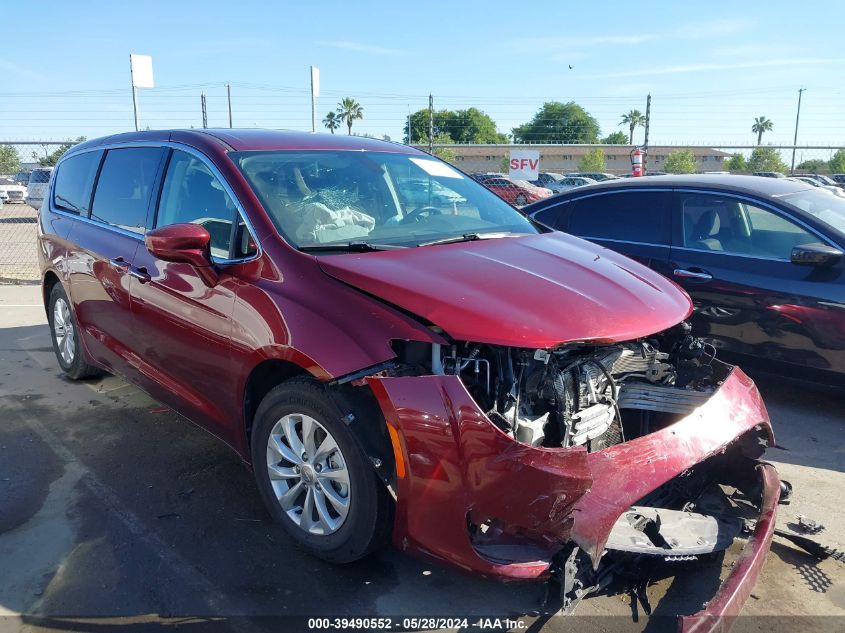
[53,151,102,215]
[90,148,162,234]
[567,191,671,245]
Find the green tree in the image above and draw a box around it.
[828,149,845,174]
[405,107,507,144]
[0,145,21,173]
[430,133,457,164]
[39,137,86,167]
[512,102,600,144]
[337,97,364,135]
[726,153,747,172]
[619,109,646,144]
[751,116,773,145]
[601,131,629,145]
[578,148,605,172]
[796,158,828,174]
[664,149,697,174]
[322,111,341,134]
[747,147,788,173]
[406,109,445,144]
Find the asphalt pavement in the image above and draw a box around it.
[1,284,844,632]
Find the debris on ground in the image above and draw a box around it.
[797,515,824,535]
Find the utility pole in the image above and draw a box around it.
[227,83,233,128]
[428,94,434,154]
[201,93,208,129]
[643,94,651,175]
[791,88,806,175]
[407,106,412,145]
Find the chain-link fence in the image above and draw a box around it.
[0,202,39,283]
[2,138,843,283]
[1,142,71,282]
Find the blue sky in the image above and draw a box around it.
[3,0,844,149]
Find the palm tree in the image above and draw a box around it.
[337,97,364,135]
[752,116,773,145]
[619,109,646,144]
[323,111,341,134]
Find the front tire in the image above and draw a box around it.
[515,194,528,206]
[48,283,99,380]
[251,377,392,563]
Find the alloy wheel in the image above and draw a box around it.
[266,413,351,535]
[53,297,75,365]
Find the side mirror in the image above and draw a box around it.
[790,243,843,268]
[145,223,219,286]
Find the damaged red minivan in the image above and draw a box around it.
[39,130,779,629]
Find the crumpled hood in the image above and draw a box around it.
[317,232,693,348]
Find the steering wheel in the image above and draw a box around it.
[401,206,444,224]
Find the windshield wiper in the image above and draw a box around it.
[419,232,518,247]
[299,242,406,253]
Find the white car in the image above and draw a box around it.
[0,180,27,203]
[25,167,53,208]
[789,176,845,197]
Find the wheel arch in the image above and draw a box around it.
[243,358,309,446]
[42,270,62,315]
[242,358,396,481]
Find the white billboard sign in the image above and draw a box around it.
[508,150,540,181]
[130,54,155,89]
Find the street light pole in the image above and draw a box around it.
[791,88,806,174]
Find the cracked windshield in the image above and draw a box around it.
[234,151,537,249]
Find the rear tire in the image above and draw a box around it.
[251,377,392,563]
[48,283,100,380]
[515,194,528,206]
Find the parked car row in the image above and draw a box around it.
[0,167,55,207]
[531,172,597,192]
[757,171,845,189]
[469,173,553,205]
[789,175,845,196]
[471,171,611,205]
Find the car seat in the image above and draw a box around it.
[687,209,723,251]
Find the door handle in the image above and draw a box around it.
[673,268,713,281]
[127,266,151,283]
[109,257,129,271]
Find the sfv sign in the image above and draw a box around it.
[508,150,540,181]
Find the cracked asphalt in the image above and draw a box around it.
[1,284,845,632]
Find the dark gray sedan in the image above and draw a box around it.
[526,174,845,385]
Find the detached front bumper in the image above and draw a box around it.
[679,462,780,633]
[367,367,777,622]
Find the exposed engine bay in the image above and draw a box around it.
[378,322,780,623]
[402,321,722,452]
